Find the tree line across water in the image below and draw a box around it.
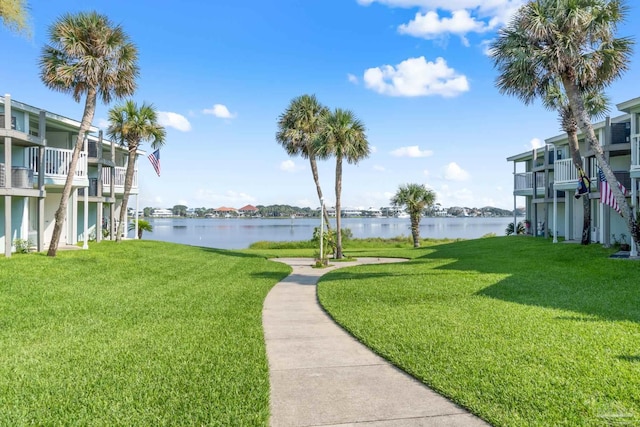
[141,205,519,218]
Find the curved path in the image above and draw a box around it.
[263,258,490,427]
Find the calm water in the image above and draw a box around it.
[138,217,514,249]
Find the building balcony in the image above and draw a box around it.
[102,167,138,195]
[28,147,88,186]
[514,172,545,196]
[632,135,640,178]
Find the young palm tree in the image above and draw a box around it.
[108,100,166,242]
[39,11,138,256]
[491,0,639,246]
[276,94,332,231]
[391,183,436,248]
[128,219,153,239]
[314,108,370,259]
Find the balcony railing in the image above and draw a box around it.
[102,167,137,190]
[632,135,640,170]
[553,158,588,184]
[28,147,87,178]
[514,172,545,192]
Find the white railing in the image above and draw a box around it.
[515,173,533,191]
[589,157,600,180]
[632,136,640,169]
[102,167,137,189]
[28,147,87,178]
[553,158,585,184]
[515,172,545,191]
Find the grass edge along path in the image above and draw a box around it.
[317,237,640,427]
[0,240,291,426]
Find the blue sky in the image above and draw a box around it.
[2,0,640,210]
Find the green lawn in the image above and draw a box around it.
[317,237,640,427]
[0,240,290,426]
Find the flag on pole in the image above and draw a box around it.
[148,149,161,177]
[598,168,627,214]
[574,167,590,199]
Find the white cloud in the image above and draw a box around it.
[280,159,301,172]
[423,169,430,177]
[528,138,545,150]
[203,104,237,119]
[97,118,109,130]
[358,0,525,41]
[373,165,386,171]
[480,39,494,56]
[435,184,474,206]
[390,145,434,158]
[399,10,489,45]
[443,162,470,181]
[194,189,256,206]
[363,56,469,97]
[347,73,359,84]
[158,111,192,132]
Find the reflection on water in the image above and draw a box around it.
[138,217,514,250]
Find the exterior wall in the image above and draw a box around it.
[77,202,99,242]
[0,197,29,252]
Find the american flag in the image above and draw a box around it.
[148,149,161,177]
[598,168,627,214]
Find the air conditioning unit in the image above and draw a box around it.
[11,167,34,188]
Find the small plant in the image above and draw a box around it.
[129,219,153,239]
[13,238,33,254]
[506,221,526,236]
[611,234,630,251]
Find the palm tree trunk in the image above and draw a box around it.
[115,146,137,242]
[309,156,331,231]
[567,129,591,245]
[335,155,343,259]
[410,214,420,248]
[562,77,640,247]
[47,87,97,257]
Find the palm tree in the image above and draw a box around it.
[0,0,30,35]
[391,184,436,248]
[128,219,153,239]
[39,11,138,256]
[491,0,639,247]
[107,100,166,242]
[276,94,332,231]
[539,85,609,244]
[314,108,370,259]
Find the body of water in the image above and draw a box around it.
[138,216,514,249]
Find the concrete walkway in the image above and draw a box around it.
[263,258,490,427]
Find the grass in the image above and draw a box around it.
[0,240,291,426]
[316,237,640,427]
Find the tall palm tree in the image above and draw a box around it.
[39,11,138,256]
[491,0,639,247]
[0,0,30,35]
[391,183,436,248]
[107,100,166,242]
[276,94,332,231]
[314,108,370,259]
[546,89,608,244]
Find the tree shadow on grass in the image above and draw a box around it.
[196,246,270,259]
[405,237,640,324]
[617,355,640,363]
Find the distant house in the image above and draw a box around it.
[151,208,172,218]
[238,204,259,217]
[214,206,237,217]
